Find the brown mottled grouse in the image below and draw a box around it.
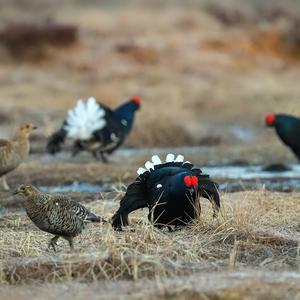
[0,123,36,191]
[14,184,106,251]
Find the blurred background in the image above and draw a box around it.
[0,0,299,163]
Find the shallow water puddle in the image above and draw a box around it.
[36,164,300,193]
[38,182,103,193]
[202,164,300,192]
[202,164,300,180]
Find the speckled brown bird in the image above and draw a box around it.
[0,123,36,191]
[14,184,106,251]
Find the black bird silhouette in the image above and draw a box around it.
[112,154,220,231]
[46,96,142,162]
[265,113,300,160]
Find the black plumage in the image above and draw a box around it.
[46,96,142,162]
[112,154,220,231]
[265,113,300,159]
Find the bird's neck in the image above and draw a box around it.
[14,134,30,158]
[114,103,137,124]
[25,192,45,206]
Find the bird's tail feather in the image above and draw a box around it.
[64,97,106,140]
[46,127,67,154]
[86,212,107,223]
[137,153,195,175]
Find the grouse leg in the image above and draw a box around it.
[167,226,174,232]
[63,236,74,250]
[92,151,99,160]
[72,141,83,157]
[200,181,220,217]
[1,176,10,191]
[48,235,60,252]
[100,152,108,163]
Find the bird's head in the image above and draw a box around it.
[13,184,39,197]
[183,175,199,194]
[130,96,143,110]
[265,114,276,127]
[165,173,199,197]
[17,123,37,137]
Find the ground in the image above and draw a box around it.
[0,0,300,299]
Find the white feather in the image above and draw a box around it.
[166,153,175,162]
[64,97,106,140]
[151,155,162,165]
[137,153,187,175]
[145,161,154,171]
[137,167,147,175]
[183,161,191,165]
[174,154,184,162]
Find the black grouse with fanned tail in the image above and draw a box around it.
[112,154,220,231]
[46,96,142,162]
[265,113,300,160]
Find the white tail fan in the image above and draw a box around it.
[151,155,162,165]
[64,97,106,140]
[137,167,147,175]
[137,153,190,175]
[174,154,184,162]
[166,153,175,162]
[145,161,154,171]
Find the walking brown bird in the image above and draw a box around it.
[14,184,106,251]
[0,123,36,191]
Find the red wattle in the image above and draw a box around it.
[131,96,143,105]
[191,176,198,187]
[184,175,192,187]
[265,114,276,125]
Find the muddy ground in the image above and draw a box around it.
[0,0,300,299]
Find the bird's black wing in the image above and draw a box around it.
[195,171,220,217]
[93,107,126,153]
[112,174,148,230]
[275,115,300,160]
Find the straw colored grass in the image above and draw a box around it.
[0,190,299,284]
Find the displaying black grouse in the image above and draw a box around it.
[265,113,300,160]
[112,154,220,231]
[46,96,142,162]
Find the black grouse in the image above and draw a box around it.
[46,96,142,162]
[265,113,300,160]
[112,154,220,231]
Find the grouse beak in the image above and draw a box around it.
[187,185,198,195]
[12,188,20,195]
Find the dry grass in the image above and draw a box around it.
[0,190,299,286]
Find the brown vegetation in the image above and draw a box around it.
[0,0,300,298]
[0,20,78,60]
